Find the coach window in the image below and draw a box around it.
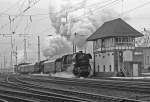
[99,54,101,57]
[98,65,100,72]
[147,56,150,65]
[95,54,97,58]
[109,65,111,72]
[103,65,105,72]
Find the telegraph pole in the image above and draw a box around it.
[93,43,95,76]
[15,46,18,65]
[11,35,13,68]
[38,36,40,62]
[4,56,6,69]
[1,63,2,70]
[73,32,77,53]
[24,38,27,63]
[74,33,77,53]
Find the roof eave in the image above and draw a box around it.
[87,33,144,41]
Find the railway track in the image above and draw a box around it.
[7,75,143,102]
[0,88,87,102]
[0,93,37,102]
[19,75,150,94]
[0,76,91,102]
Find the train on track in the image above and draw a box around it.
[15,51,92,77]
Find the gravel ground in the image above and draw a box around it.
[20,76,150,102]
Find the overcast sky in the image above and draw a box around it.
[0,0,150,66]
[0,0,150,30]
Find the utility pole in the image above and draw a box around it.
[93,43,95,76]
[121,0,124,17]
[73,32,88,53]
[73,32,77,53]
[11,35,13,68]
[74,33,77,53]
[38,36,40,62]
[24,38,27,63]
[1,63,2,70]
[73,41,75,53]
[15,46,18,65]
[0,55,1,73]
[4,56,6,70]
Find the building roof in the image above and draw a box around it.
[87,18,143,41]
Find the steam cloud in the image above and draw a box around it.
[43,0,123,58]
[51,64,75,78]
[43,35,72,58]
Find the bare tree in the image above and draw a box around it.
[135,28,150,47]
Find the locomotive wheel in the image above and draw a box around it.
[80,65,91,77]
[73,67,80,77]
[73,66,91,78]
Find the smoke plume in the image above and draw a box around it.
[44,0,125,58]
[43,35,72,58]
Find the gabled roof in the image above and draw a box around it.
[87,18,143,41]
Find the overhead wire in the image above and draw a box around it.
[0,0,121,35]
[67,0,150,21]
[91,0,120,13]
[0,0,118,17]
[123,1,150,15]
[71,0,121,19]
[0,0,41,32]
[2,0,150,36]
[1,0,150,28]
[37,27,52,35]
[0,0,22,16]
[32,0,120,34]
[26,0,121,34]
[13,16,24,33]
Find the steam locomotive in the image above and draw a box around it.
[16,51,92,77]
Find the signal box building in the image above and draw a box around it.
[132,47,150,76]
[87,18,143,77]
[131,47,150,73]
[143,47,150,71]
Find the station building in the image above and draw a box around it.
[143,47,150,70]
[133,47,150,72]
[87,18,143,77]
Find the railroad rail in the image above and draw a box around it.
[0,93,36,102]
[21,75,150,94]
[0,76,91,102]
[0,87,87,102]
[6,75,143,102]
